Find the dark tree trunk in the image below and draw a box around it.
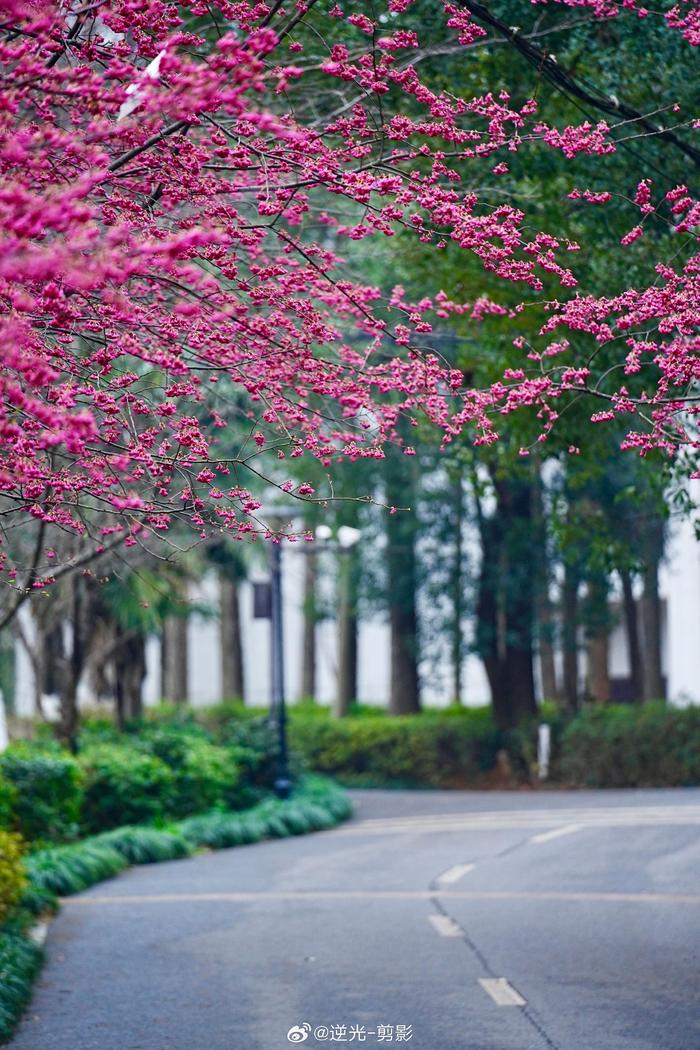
[538,604,559,703]
[300,552,317,700]
[449,472,465,704]
[114,629,146,729]
[58,576,82,751]
[561,565,579,713]
[620,569,643,701]
[587,634,610,702]
[162,613,188,703]
[220,573,245,701]
[386,454,420,716]
[474,467,537,729]
[584,574,611,703]
[335,549,358,718]
[641,558,664,700]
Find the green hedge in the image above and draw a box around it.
[133,729,242,817]
[0,779,16,831]
[288,709,501,788]
[179,775,352,848]
[559,703,700,787]
[0,747,84,844]
[80,745,176,833]
[0,931,42,1043]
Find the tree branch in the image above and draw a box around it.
[457,0,700,170]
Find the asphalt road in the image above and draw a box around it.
[10,788,700,1050]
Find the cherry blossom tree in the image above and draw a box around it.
[1,0,698,628]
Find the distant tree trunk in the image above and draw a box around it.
[335,550,358,718]
[538,602,559,702]
[449,472,464,704]
[162,611,188,703]
[585,575,611,703]
[531,463,558,702]
[114,628,146,728]
[220,573,245,701]
[587,633,610,702]
[474,467,537,729]
[386,454,420,716]
[562,565,579,712]
[620,569,643,701]
[300,552,317,700]
[15,615,47,719]
[641,556,664,700]
[58,576,82,751]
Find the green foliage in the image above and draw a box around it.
[0,746,84,844]
[80,745,175,833]
[210,714,283,797]
[134,728,241,817]
[0,930,42,1043]
[17,882,58,920]
[559,704,700,788]
[94,826,193,865]
[178,775,352,848]
[289,709,501,787]
[0,831,26,924]
[25,840,127,896]
[0,777,17,830]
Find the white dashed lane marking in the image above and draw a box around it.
[428,914,462,938]
[437,863,475,885]
[478,978,526,1007]
[530,823,583,845]
[338,805,700,835]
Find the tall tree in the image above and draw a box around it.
[385,447,421,716]
[473,459,538,729]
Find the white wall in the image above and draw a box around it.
[11,489,700,713]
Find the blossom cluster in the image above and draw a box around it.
[0,0,698,589]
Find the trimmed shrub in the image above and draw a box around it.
[0,930,42,1043]
[559,703,700,787]
[288,709,501,787]
[214,716,281,794]
[24,840,127,896]
[0,746,84,843]
[0,831,26,923]
[178,775,352,849]
[0,777,16,830]
[80,745,175,832]
[136,730,240,817]
[94,826,193,865]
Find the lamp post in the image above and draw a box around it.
[268,538,292,798]
[261,510,361,795]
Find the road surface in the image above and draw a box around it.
[10,788,700,1050]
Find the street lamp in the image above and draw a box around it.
[268,537,292,799]
[259,509,361,795]
[258,505,299,800]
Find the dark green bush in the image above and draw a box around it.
[210,715,281,794]
[134,728,240,817]
[559,703,700,787]
[80,745,175,832]
[178,775,352,849]
[0,776,16,830]
[25,840,127,896]
[94,826,193,864]
[0,746,84,843]
[0,929,42,1042]
[288,708,501,787]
